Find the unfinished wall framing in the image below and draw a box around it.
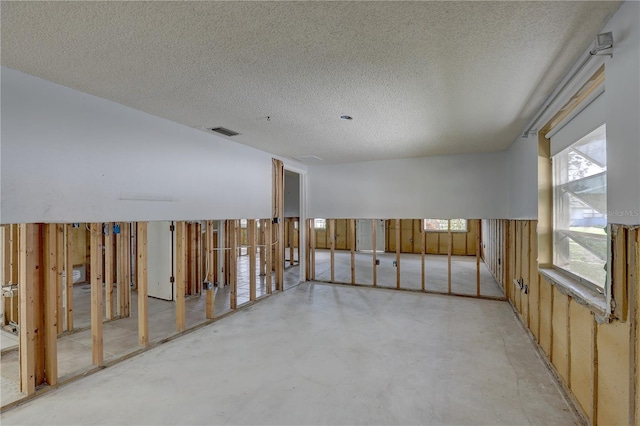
[307,218,497,300]
[2,216,287,411]
[483,219,639,426]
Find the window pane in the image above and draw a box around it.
[553,124,607,288]
[314,219,326,229]
[423,219,467,232]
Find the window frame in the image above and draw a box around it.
[314,218,326,230]
[423,219,468,233]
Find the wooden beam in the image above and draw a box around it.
[65,224,74,330]
[175,221,186,332]
[612,225,627,321]
[260,219,266,277]
[447,220,452,294]
[350,219,355,285]
[396,219,401,289]
[19,223,42,394]
[297,218,301,273]
[120,223,131,318]
[206,220,215,320]
[266,219,273,294]
[421,220,425,291]
[372,219,377,287]
[329,219,335,282]
[104,223,114,320]
[189,223,197,296]
[54,224,63,335]
[305,220,310,281]
[476,219,481,297]
[249,219,257,301]
[196,222,202,295]
[90,223,104,367]
[628,228,638,426]
[43,224,58,386]
[136,222,148,347]
[230,220,237,309]
[289,218,294,267]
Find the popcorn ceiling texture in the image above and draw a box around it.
[0,1,620,163]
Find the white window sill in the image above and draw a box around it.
[539,267,610,321]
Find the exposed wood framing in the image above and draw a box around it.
[396,219,401,290]
[230,220,238,309]
[260,219,266,278]
[329,219,335,283]
[136,222,148,347]
[289,218,295,267]
[206,220,215,320]
[118,223,131,318]
[372,219,377,287]
[90,223,104,367]
[104,223,114,320]
[484,218,640,425]
[447,220,452,294]
[65,224,74,330]
[266,219,273,294]
[309,219,316,280]
[43,224,58,386]
[421,222,425,291]
[55,224,63,335]
[305,220,311,281]
[612,225,628,321]
[476,219,481,296]
[249,219,257,301]
[175,221,186,332]
[350,219,355,285]
[19,223,43,394]
[629,228,638,426]
[272,159,285,291]
[6,225,20,326]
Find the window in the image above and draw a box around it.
[240,219,247,229]
[423,219,467,232]
[314,219,326,230]
[553,124,607,290]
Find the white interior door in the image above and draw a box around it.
[147,221,174,301]
[357,219,385,251]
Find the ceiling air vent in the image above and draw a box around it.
[209,127,240,137]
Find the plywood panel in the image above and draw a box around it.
[438,232,448,255]
[569,300,593,420]
[335,219,347,250]
[466,220,476,256]
[451,233,466,256]
[400,219,413,253]
[315,229,328,249]
[426,232,439,254]
[552,286,568,382]
[539,276,553,356]
[597,320,630,426]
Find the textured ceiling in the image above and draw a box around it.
[1,1,620,163]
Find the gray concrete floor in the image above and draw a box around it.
[0,255,301,407]
[314,250,504,297]
[1,282,579,425]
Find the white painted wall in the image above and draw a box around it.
[601,1,640,225]
[1,68,305,224]
[284,171,300,217]
[506,135,538,219]
[502,2,639,224]
[307,152,507,219]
